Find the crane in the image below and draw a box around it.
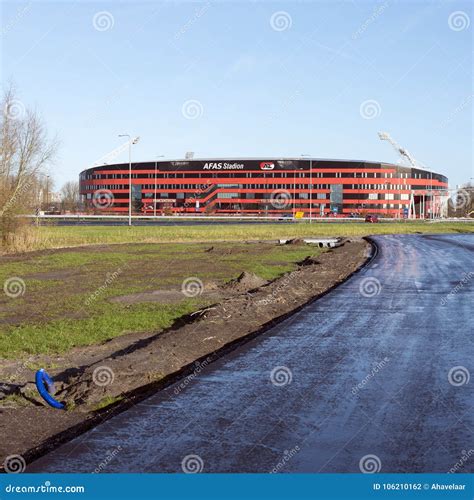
[377,132,435,219]
[377,131,425,169]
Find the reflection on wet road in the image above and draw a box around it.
[30,234,474,473]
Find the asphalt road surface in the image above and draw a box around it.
[30,234,473,473]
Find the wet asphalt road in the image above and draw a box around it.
[30,234,473,473]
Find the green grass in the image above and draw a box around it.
[0,242,321,358]
[1,221,471,359]
[0,302,201,357]
[93,395,124,411]
[0,394,31,407]
[23,221,472,251]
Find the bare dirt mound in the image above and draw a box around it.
[110,272,269,306]
[220,271,268,293]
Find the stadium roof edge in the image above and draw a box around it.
[81,158,439,175]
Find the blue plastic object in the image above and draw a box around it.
[35,369,65,409]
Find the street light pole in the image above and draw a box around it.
[118,134,140,226]
[293,168,296,217]
[309,158,312,223]
[128,141,132,225]
[154,155,164,217]
[430,170,433,220]
[301,155,313,223]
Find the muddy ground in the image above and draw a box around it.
[0,238,371,469]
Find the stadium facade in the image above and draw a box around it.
[79,158,448,218]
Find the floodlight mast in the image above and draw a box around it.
[378,131,419,168]
[378,132,436,220]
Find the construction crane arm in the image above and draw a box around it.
[378,131,419,168]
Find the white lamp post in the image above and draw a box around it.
[118,134,140,226]
[154,155,164,217]
[301,155,313,223]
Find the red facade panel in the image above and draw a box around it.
[79,159,448,218]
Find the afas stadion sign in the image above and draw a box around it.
[164,159,299,172]
[202,161,275,171]
[203,162,245,170]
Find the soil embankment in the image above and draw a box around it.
[0,238,371,469]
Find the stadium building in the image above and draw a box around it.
[79,158,448,218]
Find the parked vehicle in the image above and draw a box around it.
[365,214,379,223]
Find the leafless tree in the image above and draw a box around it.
[60,180,80,212]
[0,84,59,247]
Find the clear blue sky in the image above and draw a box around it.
[2,0,472,189]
